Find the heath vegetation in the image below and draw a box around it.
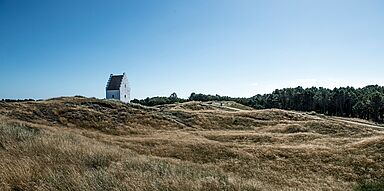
[0,97,383,190]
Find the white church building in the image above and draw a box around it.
[106,73,130,103]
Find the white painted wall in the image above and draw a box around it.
[119,73,130,103]
[106,90,120,100]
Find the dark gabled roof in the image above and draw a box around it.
[106,75,123,90]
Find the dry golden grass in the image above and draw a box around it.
[0,122,259,191]
[0,97,383,190]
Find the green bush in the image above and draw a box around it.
[355,180,384,191]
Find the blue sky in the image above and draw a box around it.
[1,0,383,99]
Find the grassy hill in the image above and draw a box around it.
[0,97,383,190]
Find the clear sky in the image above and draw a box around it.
[1,0,383,99]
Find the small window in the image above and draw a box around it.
[125,84,126,88]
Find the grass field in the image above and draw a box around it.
[0,97,383,190]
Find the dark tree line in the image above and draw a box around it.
[1,99,36,103]
[131,93,188,106]
[131,85,384,123]
[245,85,384,122]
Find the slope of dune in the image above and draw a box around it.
[0,97,383,190]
